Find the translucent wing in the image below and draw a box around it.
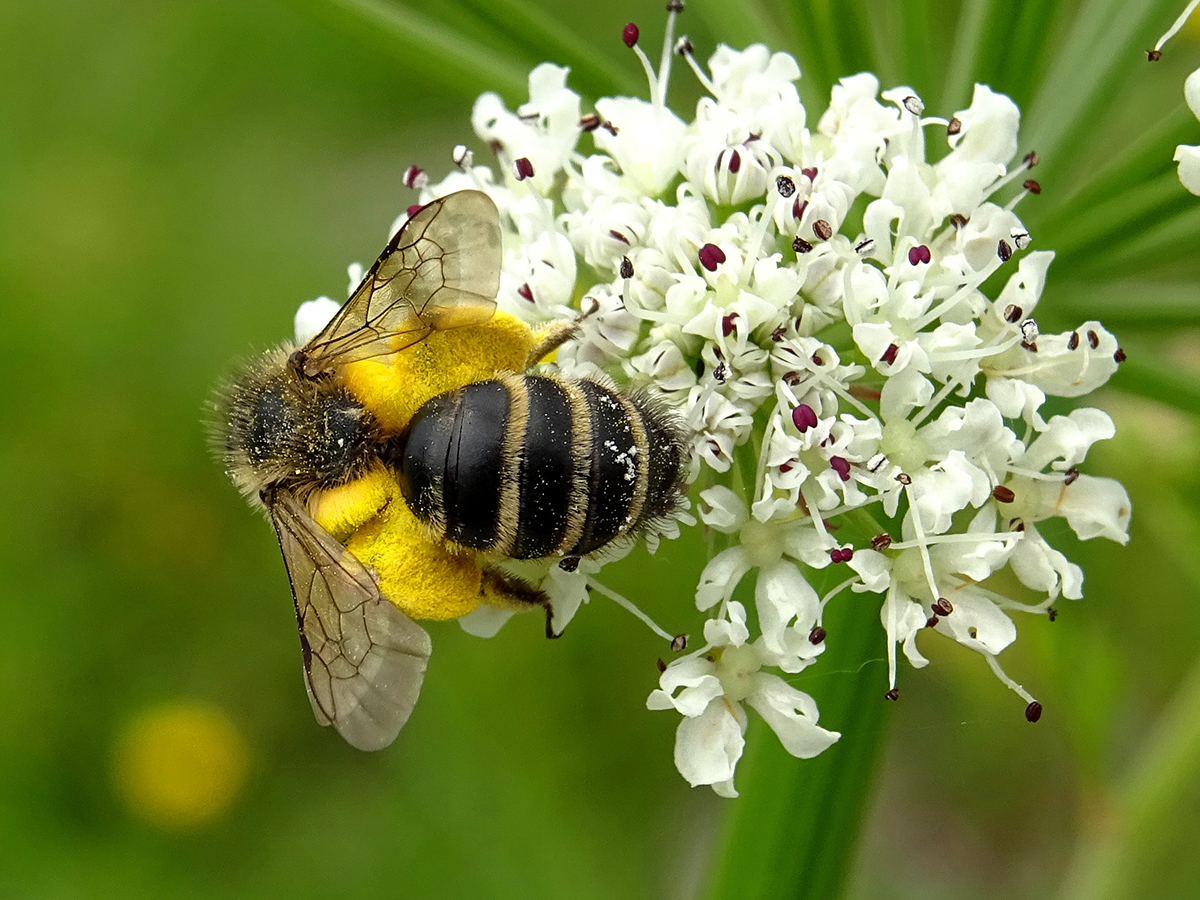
[266,490,432,750]
[298,190,502,374]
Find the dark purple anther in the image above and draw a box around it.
[728,150,741,173]
[699,243,726,271]
[622,23,639,47]
[880,343,900,365]
[791,403,819,433]
[513,157,535,180]
[830,456,851,482]
[908,244,931,265]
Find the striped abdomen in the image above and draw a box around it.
[396,373,685,560]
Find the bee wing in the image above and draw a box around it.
[266,490,432,751]
[301,190,502,372]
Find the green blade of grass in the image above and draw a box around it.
[1051,280,1200,327]
[1025,0,1176,168]
[1109,340,1200,417]
[1045,171,1194,275]
[450,0,639,100]
[690,0,782,59]
[941,0,995,111]
[300,0,533,100]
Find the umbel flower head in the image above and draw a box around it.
[304,9,1131,796]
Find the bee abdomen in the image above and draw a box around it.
[397,374,684,560]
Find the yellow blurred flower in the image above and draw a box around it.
[112,701,248,829]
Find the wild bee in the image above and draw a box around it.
[211,190,687,751]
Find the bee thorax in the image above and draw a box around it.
[215,349,381,500]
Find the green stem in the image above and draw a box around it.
[702,590,891,900]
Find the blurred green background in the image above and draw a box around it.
[2,0,1199,898]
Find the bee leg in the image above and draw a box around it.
[524,300,601,367]
[478,566,560,639]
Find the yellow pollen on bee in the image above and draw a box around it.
[341,312,541,431]
[312,468,485,621]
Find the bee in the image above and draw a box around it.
[211,190,687,751]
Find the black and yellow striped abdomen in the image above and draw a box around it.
[397,373,685,560]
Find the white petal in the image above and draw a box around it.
[745,673,840,758]
[1186,68,1200,121]
[849,549,891,592]
[1023,407,1115,471]
[755,561,820,655]
[935,589,1017,655]
[1009,527,1084,600]
[458,604,516,638]
[1053,474,1132,544]
[944,84,1020,166]
[655,659,725,717]
[293,296,340,345]
[704,601,751,647]
[697,485,749,531]
[594,97,687,195]
[674,698,747,789]
[993,250,1054,318]
[985,377,1046,429]
[1175,144,1200,196]
[695,545,753,610]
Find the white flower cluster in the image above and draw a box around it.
[325,14,1133,796]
